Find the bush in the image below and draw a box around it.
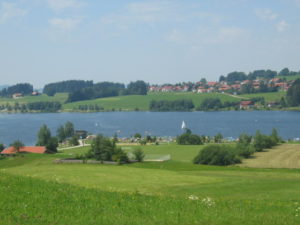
[235,143,255,158]
[253,131,275,152]
[133,148,145,162]
[88,135,128,163]
[193,145,241,166]
[177,130,203,145]
[69,136,79,146]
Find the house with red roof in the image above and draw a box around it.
[1,146,46,155]
[240,101,255,109]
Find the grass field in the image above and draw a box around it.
[0,93,68,105]
[278,74,300,81]
[1,143,300,224]
[241,144,300,169]
[63,92,240,111]
[240,91,286,102]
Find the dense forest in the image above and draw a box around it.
[0,83,33,97]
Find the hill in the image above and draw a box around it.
[63,92,240,111]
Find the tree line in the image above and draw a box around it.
[42,80,148,102]
[0,83,33,97]
[219,68,300,84]
[0,101,62,112]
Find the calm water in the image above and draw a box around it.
[0,111,299,145]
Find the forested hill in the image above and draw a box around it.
[43,80,93,96]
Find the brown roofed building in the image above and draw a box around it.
[1,146,46,154]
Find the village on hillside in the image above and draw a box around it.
[149,77,293,94]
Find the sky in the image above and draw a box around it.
[1,0,300,88]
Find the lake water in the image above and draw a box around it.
[0,111,299,145]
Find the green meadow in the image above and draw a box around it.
[63,92,239,111]
[240,91,286,102]
[1,143,300,224]
[0,93,68,105]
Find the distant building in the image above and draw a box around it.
[240,101,254,109]
[31,91,40,96]
[12,93,23,99]
[1,146,46,155]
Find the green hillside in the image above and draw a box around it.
[240,91,286,102]
[0,93,68,105]
[63,92,240,111]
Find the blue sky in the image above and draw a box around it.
[1,0,300,88]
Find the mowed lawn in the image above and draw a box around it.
[241,144,300,169]
[1,144,300,224]
[63,92,239,111]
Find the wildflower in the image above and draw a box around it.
[188,195,199,200]
[201,197,216,207]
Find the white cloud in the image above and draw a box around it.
[49,18,81,31]
[276,20,288,32]
[47,0,82,11]
[255,9,277,20]
[0,2,27,24]
[166,29,187,44]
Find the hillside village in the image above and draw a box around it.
[149,77,293,94]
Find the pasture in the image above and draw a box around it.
[63,92,239,111]
[1,144,300,224]
[0,93,68,105]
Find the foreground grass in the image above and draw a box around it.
[1,172,300,225]
[1,144,300,224]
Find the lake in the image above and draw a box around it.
[0,111,299,145]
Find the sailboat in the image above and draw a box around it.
[181,121,187,130]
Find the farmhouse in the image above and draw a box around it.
[1,146,46,155]
[240,101,254,109]
[12,93,23,99]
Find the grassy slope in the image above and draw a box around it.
[240,91,286,102]
[63,92,240,111]
[278,74,300,81]
[0,93,68,105]
[1,144,300,224]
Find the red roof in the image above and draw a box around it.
[240,101,254,106]
[1,146,46,154]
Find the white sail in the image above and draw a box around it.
[181,121,187,130]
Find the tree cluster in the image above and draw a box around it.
[0,101,61,112]
[177,129,203,145]
[67,81,148,103]
[196,98,238,111]
[287,78,300,106]
[0,83,33,97]
[85,135,129,163]
[149,99,194,111]
[56,122,75,143]
[36,125,58,153]
[193,129,282,166]
[43,80,93,96]
[219,68,300,84]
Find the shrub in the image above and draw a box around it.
[177,130,203,145]
[193,145,241,166]
[133,148,145,162]
[253,131,274,152]
[235,143,255,158]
